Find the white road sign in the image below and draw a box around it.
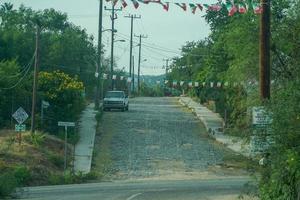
[252,106,272,126]
[15,124,26,132]
[12,107,29,124]
[58,121,75,127]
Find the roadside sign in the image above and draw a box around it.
[58,121,75,127]
[12,107,29,124]
[15,124,26,132]
[252,106,272,126]
[42,100,50,108]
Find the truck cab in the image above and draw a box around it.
[103,91,129,111]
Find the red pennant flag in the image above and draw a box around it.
[162,2,169,11]
[121,0,128,8]
[252,2,263,14]
[228,4,237,16]
[238,3,247,13]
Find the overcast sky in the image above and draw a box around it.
[6,0,211,75]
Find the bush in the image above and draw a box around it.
[0,171,17,198]
[13,166,31,186]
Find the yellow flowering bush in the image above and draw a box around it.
[39,70,85,133]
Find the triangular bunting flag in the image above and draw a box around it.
[175,3,187,11]
[137,0,150,4]
[238,2,247,13]
[113,0,118,6]
[121,0,128,8]
[197,4,203,11]
[189,3,197,14]
[131,0,139,9]
[204,4,222,12]
[161,2,169,11]
[252,2,263,14]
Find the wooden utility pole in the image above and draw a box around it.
[259,0,271,100]
[30,25,40,134]
[135,34,148,94]
[95,0,103,109]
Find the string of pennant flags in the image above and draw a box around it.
[101,73,275,88]
[107,0,263,16]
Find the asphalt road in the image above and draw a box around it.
[19,178,252,200]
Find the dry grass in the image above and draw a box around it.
[0,130,72,186]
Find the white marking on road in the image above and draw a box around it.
[126,193,142,200]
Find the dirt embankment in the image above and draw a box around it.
[0,130,73,186]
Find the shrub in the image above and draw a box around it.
[13,166,31,186]
[0,171,17,198]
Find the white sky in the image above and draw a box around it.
[5,0,212,75]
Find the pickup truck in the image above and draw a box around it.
[103,91,129,111]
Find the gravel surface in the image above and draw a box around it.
[97,97,230,180]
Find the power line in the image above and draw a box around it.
[0,53,35,81]
[0,55,34,90]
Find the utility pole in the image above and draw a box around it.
[124,15,141,84]
[163,58,169,78]
[132,55,135,93]
[95,0,103,109]
[135,34,148,94]
[105,4,122,90]
[260,0,271,100]
[30,25,40,134]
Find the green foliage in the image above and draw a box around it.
[0,171,17,198]
[38,71,85,134]
[48,171,99,185]
[140,83,165,97]
[259,80,300,200]
[13,166,31,186]
[24,132,46,147]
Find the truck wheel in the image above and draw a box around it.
[126,105,129,111]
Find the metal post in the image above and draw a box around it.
[31,25,40,134]
[64,126,68,172]
[95,0,104,109]
[132,56,135,93]
[137,35,141,94]
[260,0,271,100]
[110,4,115,90]
[129,16,133,77]
[41,103,44,128]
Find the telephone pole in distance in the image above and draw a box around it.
[134,34,148,94]
[124,14,141,90]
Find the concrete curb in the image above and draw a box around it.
[178,97,251,157]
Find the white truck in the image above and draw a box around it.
[103,91,129,111]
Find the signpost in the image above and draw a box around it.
[58,121,75,172]
[12,107,29,146]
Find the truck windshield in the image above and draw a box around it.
[105,92,124,98]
